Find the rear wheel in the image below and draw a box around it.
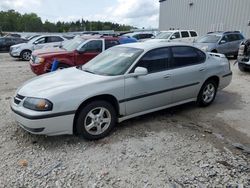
[76,100,117,140]
[20,50,31,61]
[197,80,218,107]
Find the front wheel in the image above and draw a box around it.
[76,100,117,140]
[20,50,31,61]
[197,80,218,107]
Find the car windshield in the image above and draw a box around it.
[81,47,144,76]
[155,32,173,39]
[196,35,221,43]
[28,36,42,44]
[62,38,86,51]
[28,35,40,41]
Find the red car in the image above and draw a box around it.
[30,36,121,75]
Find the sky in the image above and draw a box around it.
[0,0,159,28]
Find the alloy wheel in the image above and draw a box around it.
[202,83,215,103]
[84,107,112,136]
[22,52,31,60]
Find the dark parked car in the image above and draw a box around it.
[5,33,21,38]
[0,37,27,52]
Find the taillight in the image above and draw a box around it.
[238,45,245,56]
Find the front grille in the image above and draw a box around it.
[14,94,25,105]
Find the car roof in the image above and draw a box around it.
[160,30,196,33]
[38,35,64,37]
[118,41,192,51]
[76,35,118,40]
[207,31,242,35]
[124,32,153,36]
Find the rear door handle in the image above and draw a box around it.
[199,68,205,72]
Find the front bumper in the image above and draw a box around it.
[30,60,49,75]
[9,47,21,58]
[11,99,74,136]
[219,72,232,90]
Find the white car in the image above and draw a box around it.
[11,42,232,140]
[147,30,198,43]
[9,35,67,61]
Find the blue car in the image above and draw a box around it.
[194,31,245,57]
[118,36,138,44]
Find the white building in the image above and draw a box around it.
[159,0,250,37]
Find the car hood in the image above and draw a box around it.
[33,47,71,57]
[11,43,31,48]
[17,67,110,98]
[193,42,215,50]
[145,39,170,42]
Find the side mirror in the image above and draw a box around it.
[133,67,148,77]
[77,49,86,54]
[170,35,176,40]
[220,40,227,44]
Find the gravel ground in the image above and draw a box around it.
[0,53,249,187]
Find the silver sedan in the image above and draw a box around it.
[11,42,232,140]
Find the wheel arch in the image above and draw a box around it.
[203,76,220,87]
[21,49,32,55]
[73,94,120,135]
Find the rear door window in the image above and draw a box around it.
[190,31,198,37]
[235,34,244,40]
[135,48,170,73]
[47,36,64,43]
[181,31,190,38]
[170,46,206,68]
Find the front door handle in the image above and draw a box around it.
[199,68,205,72]
[164,74,171,79]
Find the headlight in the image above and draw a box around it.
[13,46,20,51]
[23,97,53,111]
[34,57,45,64]
[201,46,209,51]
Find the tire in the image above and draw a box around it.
[76,100,117,140]
[197,80,218,107]
[20,50,31,61]
[238,64,246,72]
